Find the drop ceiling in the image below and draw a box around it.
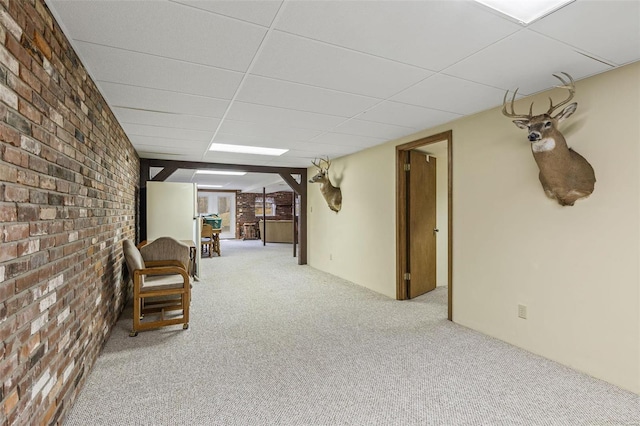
[46,0,640,192]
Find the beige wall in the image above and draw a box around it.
[307,62,640,393]
[308,144,398,298]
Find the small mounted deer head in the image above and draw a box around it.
[309,157,342,212]
[502,72,595,206]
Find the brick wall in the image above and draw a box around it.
[236,191,295,237]
[0,1,139,425]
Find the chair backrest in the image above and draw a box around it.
[201,223,213,238]
[139,236,190,271]
[123,239,145,284]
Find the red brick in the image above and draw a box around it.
[0,243,18,262]
[17,204,38,221]
[0,281,16,302]
[6,72,32,102]
[18,100,41,125]
[16,169,39,187]
[28,223,46,238]
[28,155,47,174]
[39,175,55,190]
[2,146,28,167]
[5,32,31,68]
[3,223,29,241]
[0,123,21,147]
[19,65,41,93]
[17,239,39,256]
[4,389,19,417]
[0,163,18,182]
[0,203,18,221]
[4,184,29,202]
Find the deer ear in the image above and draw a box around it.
[513,120,529,130]
[555,102,577,122]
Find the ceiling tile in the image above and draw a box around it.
[76,42,243,99]
[236,75,381,117]
[333,119,416,140]
[310,133,387,149]
[218,120,322,143]
[444,30,613,95]
[530,0,640,66]
[113,108,220,132]
[121,123,213,142]
[130,135,209,152]
[251,31,432,98]
[391,73,508,115]
[358,101,462,129]
[50,0,266,71]
[100,82,229,118]
[173,0,283,27]
[225,101,346,131]
[275,0,520,71]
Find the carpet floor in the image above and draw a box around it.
[63,240,639,425]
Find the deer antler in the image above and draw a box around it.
[322,156,331,170]
[502,88,534,119]
[546,72,575,115]
[311,158,323,170]
[312,157,332,170]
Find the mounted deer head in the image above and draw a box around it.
[502,72,595,206]
[309,157,342,212]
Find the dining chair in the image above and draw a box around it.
[201,223,214,257]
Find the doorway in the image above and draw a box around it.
[197,190,236,239]
[396,130,453,320]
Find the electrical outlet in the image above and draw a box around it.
[518,304,527,319]
[329,253,333,260]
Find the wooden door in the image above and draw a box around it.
[408,151,437,298]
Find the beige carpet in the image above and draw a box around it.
[63,239,639,425]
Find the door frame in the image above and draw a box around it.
[396,130,453,321]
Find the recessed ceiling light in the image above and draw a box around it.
[197,184,224,189]
[209,143,288,156]
[474,0,574,24]
[196,170,247,176]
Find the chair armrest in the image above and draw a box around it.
[136,266,188,277]
[145,260,186,269]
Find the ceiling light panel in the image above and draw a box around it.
[474,0,574,25]
[208,143,288,156]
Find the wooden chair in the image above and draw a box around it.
[122,239,191,336]
[201,223,214,257]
